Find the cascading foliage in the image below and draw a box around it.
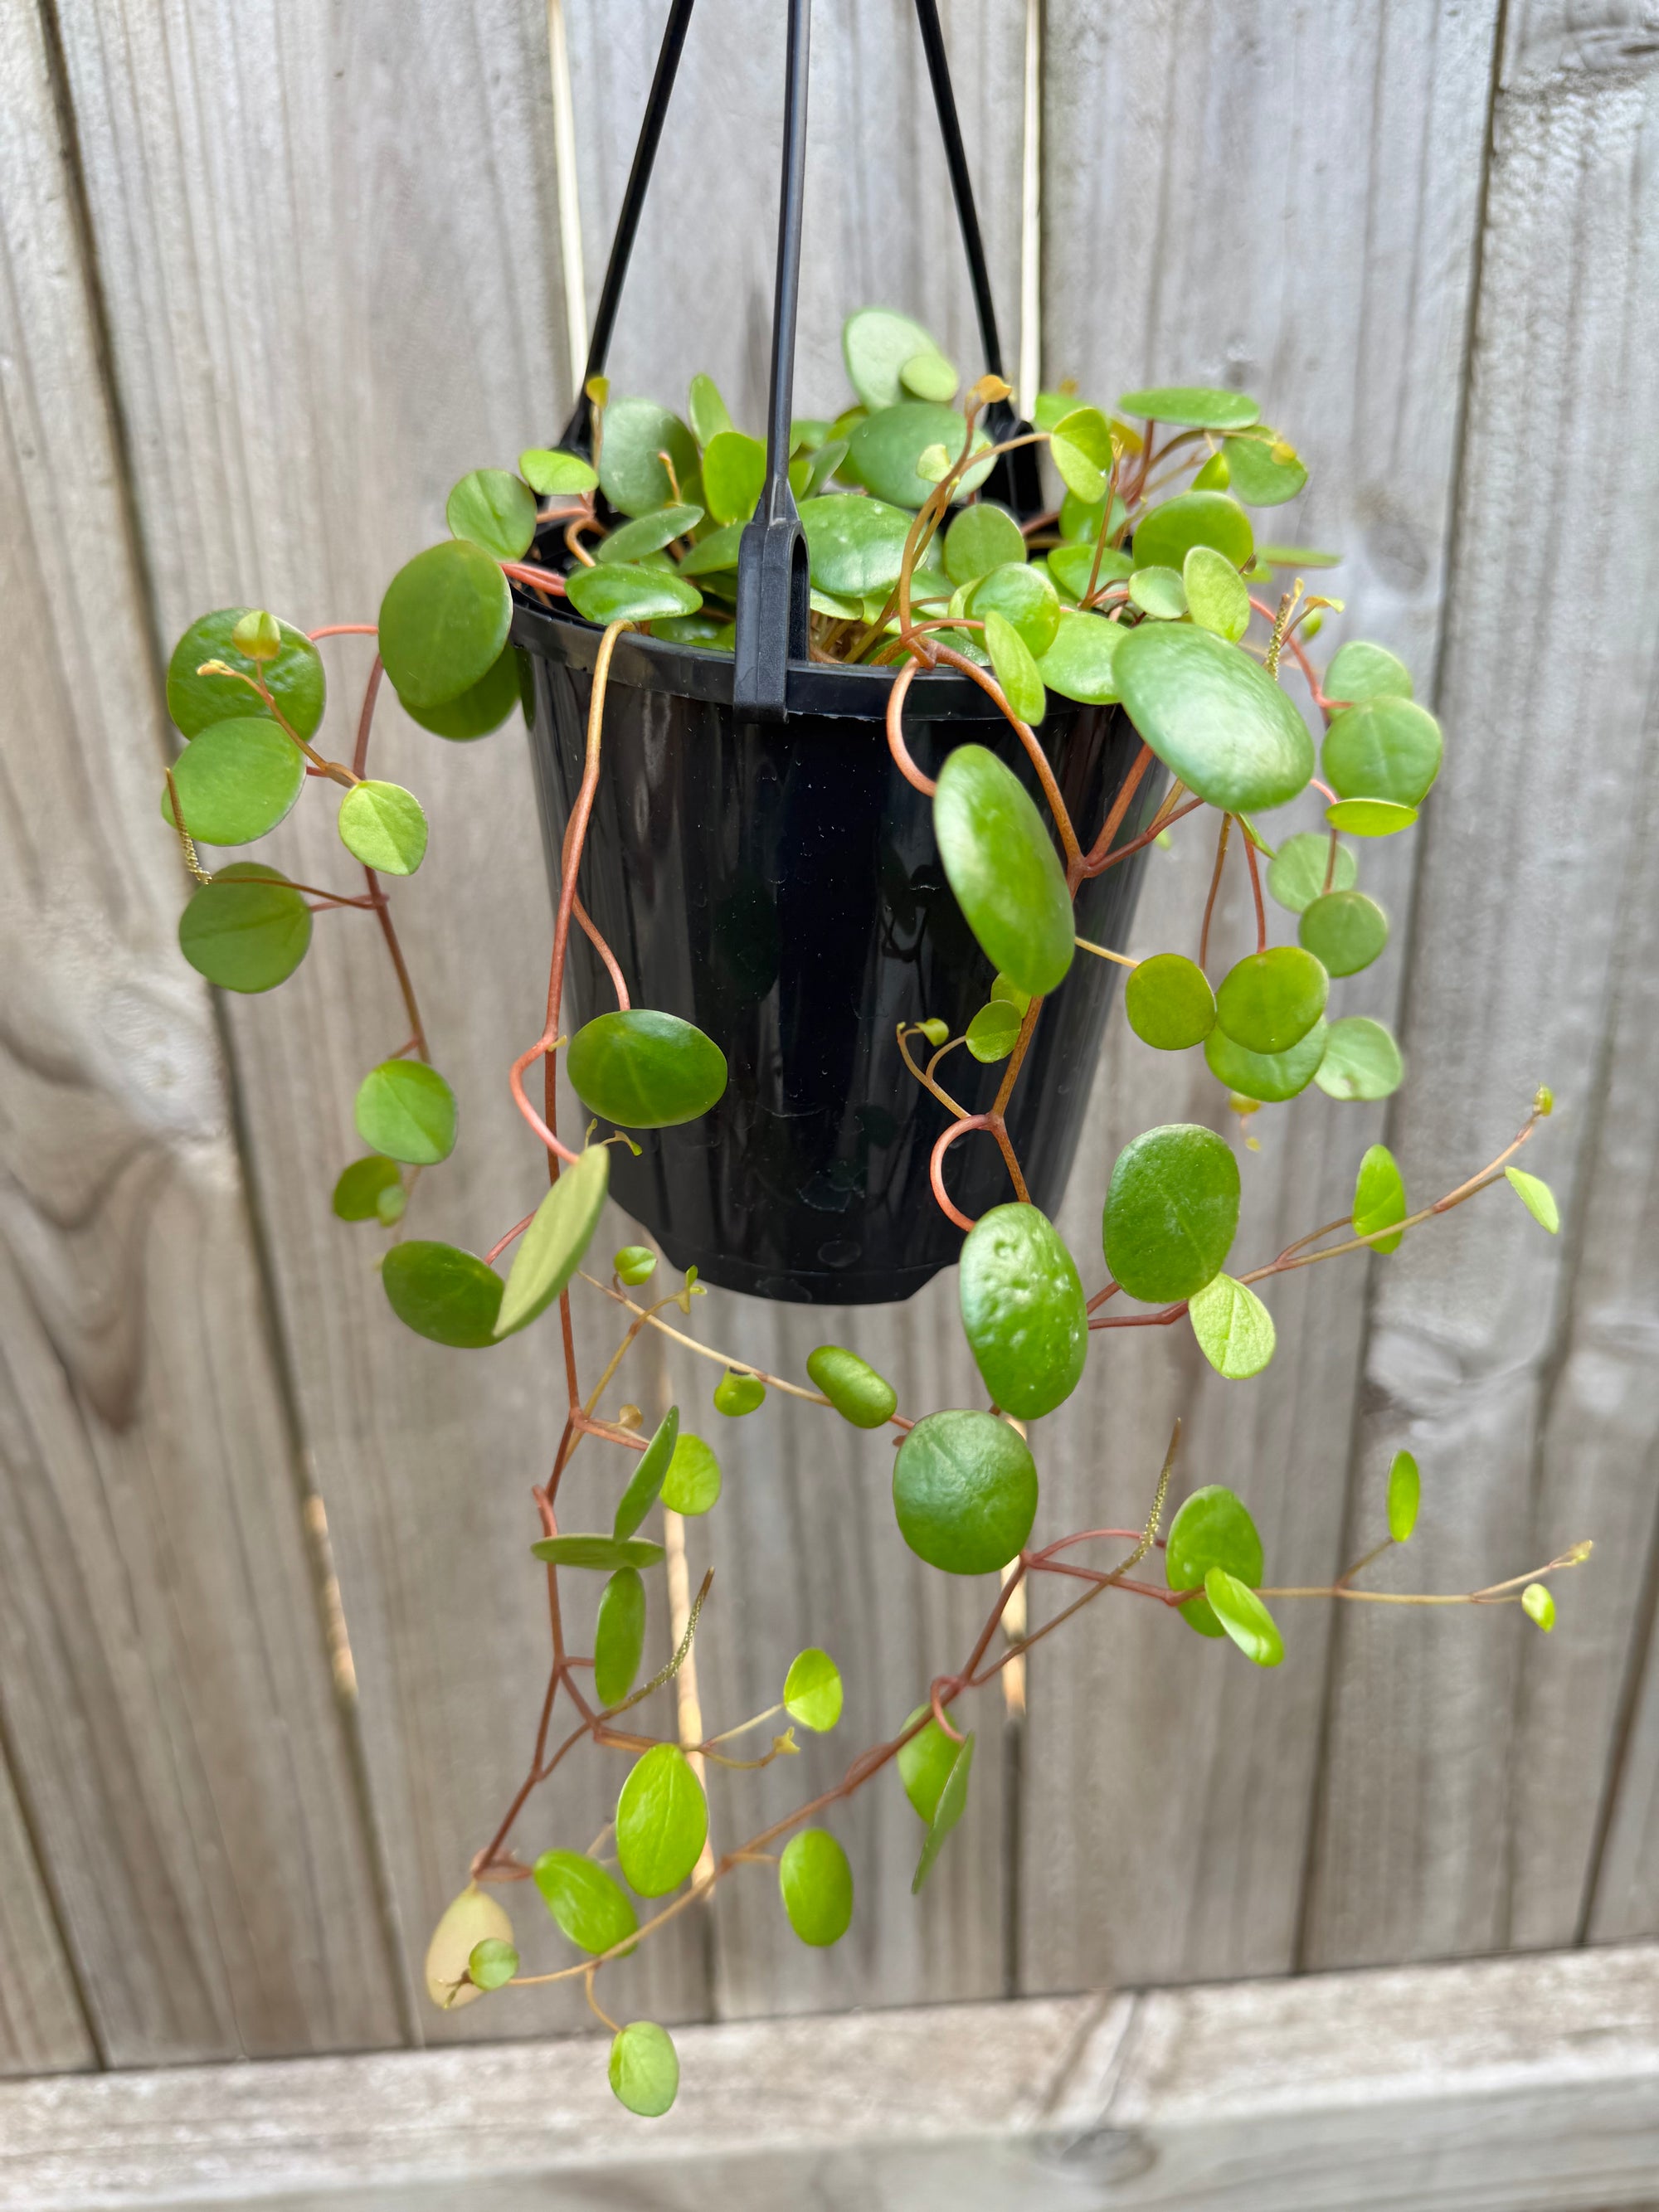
[154,306,1583,2118]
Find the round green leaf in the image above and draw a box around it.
[897,1703,961,1821]
[609,2020,679,2117]
[376,1182,406,1227]
[333,1153,401,1222]
[1119,386,1261,430]
[981,607,1048,726]
[465,1936,518,1991]
[1506,1166,1560,1233]
[893,1410,1039,1577]
[615,1245,659,1286]
[1114,624,1316,813]
[783,1648,843,1733]
[355,1059,457,1164]
[1189,1272,1277,1379]
[338,780,428,875]
[616,1744,708,1898]
[1204,1568,1285,1665]
[933,743,1074,999]
[901,347,958,401]
[166,607,325,741]
[1102,1124,1240,1304]
[1192,450,1230,489]
[1204,1018,1329,1102]
[958,1203,1087,1420]
[1165,1484,1264,1637]
[1048,405,1116,503]
[593,1569,648,1708]
[779,1829,853,1947]
[844,307,949,411]
[530,1534,664,1570]
[849,402,990,508]
[1267,832,1356,913]
[1047,541,1133,600]
[1387,1449,1420,1543]
[494,1145,611,1337]
[713,1369,765,1417]
[534,1848,639,1954]
[1300,889,1388,976]
[945,503,1027,586]
[688,372,735,445]
[653,613,734,650]
[445,469,536,561]
[567,1009,727,1130]
[1124,952,1215,1050]
[382,1241,504,1348]
[912,1730,975,1893]
[1323,697,1443,808]
[425,1884,513,2010]
[660,1432,720,1516]
[1523,1582,1556,1632]
[1131,491,1254,574]
[1184,544,1251,640]
[162,717,305,846]
[178,863,310,990]
[565,562,702,625]
[518,448,597,497]
[599,505,704,564]
[1325,797,1418,837]
[971,562,1061,658]
[402,643,521,739]
[613,1406,680,1540]
[1214,946,1330,1056]
[700,430,766,525]
[806,1345,898,1428]
[597,397,698,518]
[966,999,1022,1062]
[1037,607,1124,704]
[1355,1142,1408,1255]
[1128,566,1188,620]
[677,521,747,576]
[1315,1016,1404,1101]
[1326,639,1413,702]
[1223,432,1306,507]
[379,540,512,710]
[799,493,914,596]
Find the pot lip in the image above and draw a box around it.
[509,590,1043,725]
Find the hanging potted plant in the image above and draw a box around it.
[149,0,1587,2123]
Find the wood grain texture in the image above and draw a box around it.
[0,0,400,2064]
[0,1754,89,2077]
[1020,0,1501,1992]
[1303,1,1659,1968]
[47,0,708,2042]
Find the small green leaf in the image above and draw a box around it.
[565,562,702,625]
[676,521,747,576]
[783,1648,844,1733]
[1204,1568,1285,1665]
[1506,1166,1560,1234]
[1204,1018,1329,1102]
[1188,1273,1277,1379]
[534,1848,639,1954]
[849,401,990,508]
[1325,797,1418,838]
[231,608,282,662]
[615,1743,708,1897]
[1326,639,1413,702]
[944,502,1027,586]
[912,1730,974,1893]
[380,540,513,709]
[596,396,698,517]
[1300,889,1389,976]
[958,1203,1087,1419]
[806,1345,898,1428]
[1183,545,1251,640]
[518,448,597,497]
[376,1182,406,1226]
[1128,565,1188,620]
[467,1937,518,1991]
[971,562,1061,657]
[933,743,1074,999]
[1214,946,1330,1056]
[893,1411,1038,1577]
[162,717,305,846]
[1267,832,1356,913]
[613,1406,680,1540]
[494,1145,611,1337]
[981,608,1048,726]
[1120,386,1261,430]
[1165,1484,1264,1637]
[1355,1143,1408,1256]
[1387,1449,1420,1542]
[1131,490,1254,574]
[901,346,959,402]
[381,1241,504,1348]
[1124,952,1215,1051]
[531,1534,665,1570]
[567,1009,727,1130]
[1522,1582,1556,1631]
[338,780,428,875]
[1323,698,1443,807]
[653,612,735,651]
[333,1154,402,1222]
[167,607,325,741]
[1222,431,1306,507]
[1114,624,1316,814]
[355,1060,458,1165]
[1048,406,1112,502]
[966,999,1022,1062]
[615,1245,658,1286]
[700,430,767,525]
[593,1569,648,1707]
[609,2020,679,2117]
[1192,450,1230,490]
[799,493,914,596]
[780,1828,854,1946]
[178,863,311,991]
[660,1432,720,1516]
[1037,607,1124,703]
[1102,1123,1240,1304]
[1315,1016,1404,1101]
[446,469,536,561]
[425,1884,513,2010]
[403,644,522,739]
[688,372,735,445]
[1047,541,1133,600]
[713,1369,765,1417]
[599,505,704,564]
[844,306,951,411]
[897,1703,961,1821]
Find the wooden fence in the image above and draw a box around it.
[2,0,1657,2103]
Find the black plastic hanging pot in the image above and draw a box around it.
[513,0,1162,1305]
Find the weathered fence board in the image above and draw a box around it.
[1303,0,1659,1968]
[0,0,401,2064]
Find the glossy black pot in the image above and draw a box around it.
[515,600,1164,1304]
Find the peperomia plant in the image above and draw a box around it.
[158,307,1584,2117]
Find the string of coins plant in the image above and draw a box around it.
[158,307,1585,2119]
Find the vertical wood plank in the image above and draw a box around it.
[1019,0,1501,1991]
[1303,2,1659,1966]
[0,1749,91,2076]
[0,0,399,2063]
